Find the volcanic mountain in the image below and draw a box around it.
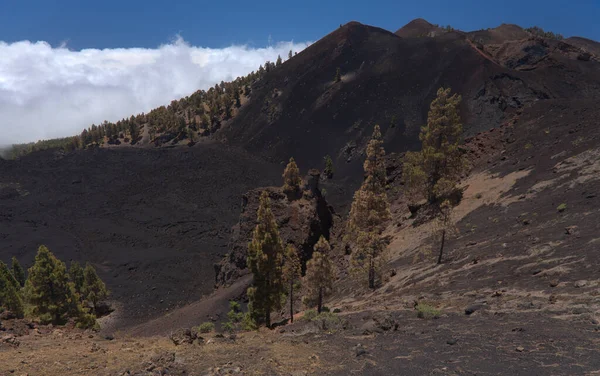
[1,19,600,375]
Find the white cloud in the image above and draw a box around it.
[0,37,310,145]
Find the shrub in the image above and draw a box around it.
[197,322,215,333]
[302,309,318,321]
[557,203,567,212]
[221,322,234,333]
[416,303,441,319]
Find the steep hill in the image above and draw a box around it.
[395,18,444,37]
[218,20,600,209]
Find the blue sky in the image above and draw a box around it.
[1,0,598,49]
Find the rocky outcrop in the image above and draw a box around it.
[215,172,334,286]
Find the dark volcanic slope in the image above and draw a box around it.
[566,36,600,56]
[394,18,443,38]
[467,23,530,44]
[0,142,280,328]
[219,21,600,210]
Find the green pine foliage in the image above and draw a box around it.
[0,262,24,317]
[69,261,85,296]
[0,261,20,290]
[305,236,335,313]
[282,157,302,194]
[247,191,285,328]
[347,125,391,289]
[11,257,26,287]
[24,246,86,326]
[82,263,108,312]
[403,87,466,203]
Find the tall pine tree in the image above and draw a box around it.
[403,87,465,203]
[305,236,335,313]
[247,191,285,327]
[282,244,302,323]
[347,125,391,289]
[24,246,83,325]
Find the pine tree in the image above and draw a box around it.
[347,125,391,289]
[11,256,25,287]
[128,121,139,144]
[0,261,19,290]
[305,236,335,313]
[334,67,341,83]
[403,87,465,203]
[276,55,283,66]
[0,268,24,318]
[288,50,293,60]
[282,244,302,323]
[24,245,83,325]
[324,155,334,179]
[82,263,108,312]
[282,157,302,194]
[247,191,285,327]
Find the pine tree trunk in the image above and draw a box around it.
[368,256,375,289]
[266,310,271,329]
[289,280,294,323]
[437,229,446,264]
[317,287,323,314]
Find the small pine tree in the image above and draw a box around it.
[282,157,302,194]
[334,67,341,83]
[24,246,84,325]
[82,263,108,312]
[128,120,139,144]
[305,236,335,313]
[11,257,25,287]
[0,268,24,318]
[288,50,293,60]
[282,244,302,323]
[403,87,465,203]
[347,125,391,289]
[323,155,334,179]
[276,55,283,66]
[0,261,19,290]
[247,191,285,327]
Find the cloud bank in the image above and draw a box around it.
[0,37,311,145]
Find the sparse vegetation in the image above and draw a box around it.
[416,302,441,319]
[347,125,391,288]
[334,67,342,83]
[526,26,564,40]
[196,322,215,333]
[557,203,567,212]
